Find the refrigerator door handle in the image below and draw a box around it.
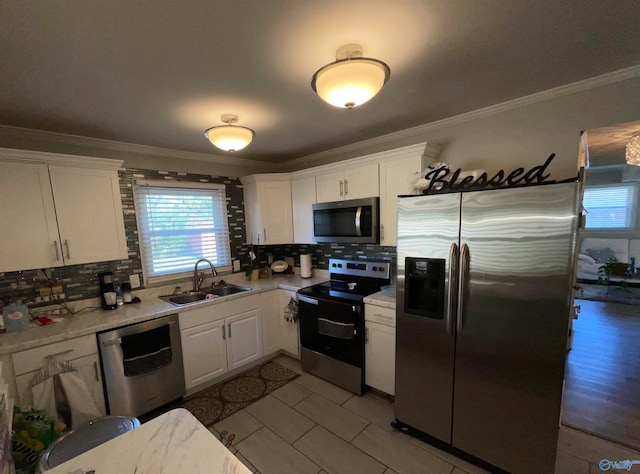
[457,243,470,335]
[447,242,459,336]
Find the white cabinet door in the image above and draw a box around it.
[260,291,281,356]
[277,289,300,358]
[226,308,263,371]
[291,176,317,244]
[181,319,227,390]
[49,166,127,265]
[379,155,423,246]
[0,161,61,272]
[16,353,106,416]
[259,180,293,244]
[316,164,379,203]
[315,170,344,203]
[344,163,379,200]
[365,321,396,395]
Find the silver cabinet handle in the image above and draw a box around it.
[263,228,267,242]
[222,325,226,340]
[375,313,393,320]
[447,242,459,337]
[228,324,231,338]
[339,180,344,196]
[365,327,369,343]
[94,361,100,381]
[53,241,61,261]
[380,224,384,241]
[344,179,349,196]
[457,243,469,335]
[64,239,71,259]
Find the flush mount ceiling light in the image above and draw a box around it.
[204,114,255,152]
[311,43,390,109]
[626,132,640,166]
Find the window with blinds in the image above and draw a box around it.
[583,184,638,229]
[133,181,231,282]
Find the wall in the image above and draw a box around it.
[282,73,640,184]
[0,168,249,305]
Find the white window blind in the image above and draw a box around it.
[134,181,231,280]
[583,184,637,229]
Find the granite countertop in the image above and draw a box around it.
[363,291,397,309]
[0,271,328,356]
[47,408,251,474]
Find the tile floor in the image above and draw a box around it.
[207,355,640,474]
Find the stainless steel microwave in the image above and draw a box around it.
[312,197,379,244]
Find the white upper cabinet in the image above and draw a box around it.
[291,176,316,244]
[379,143,439,246]
[49,166,127,265]
[0,149,127,272]
[315,163,379,203]
[241,174,293,245]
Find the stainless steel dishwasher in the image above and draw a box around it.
[98,314,185,417]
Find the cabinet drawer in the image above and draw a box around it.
[179,294,260,330]
[12,334,98,375]
[364,304,396,327]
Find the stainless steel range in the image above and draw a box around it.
[297,258,391,394]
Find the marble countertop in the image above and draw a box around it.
[47,408,251,474]
[0,271,328,356]
[363,291,397,309]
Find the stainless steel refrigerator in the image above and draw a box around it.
[394,182,580,474]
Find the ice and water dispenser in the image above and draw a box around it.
[404,257,445,319]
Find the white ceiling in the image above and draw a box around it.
[1,1,639,164]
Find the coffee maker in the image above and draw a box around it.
[98,271,117,310]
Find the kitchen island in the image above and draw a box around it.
[47,408,251,474]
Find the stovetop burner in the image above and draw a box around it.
[298,258,391,304]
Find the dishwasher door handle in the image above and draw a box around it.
[102,337,122,347]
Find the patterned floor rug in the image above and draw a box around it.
[180,359,300,427]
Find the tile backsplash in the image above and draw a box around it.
[0,168,248,304]
[1,167,397,305]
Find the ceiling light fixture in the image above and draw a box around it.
[311,43,390,109]
[626,132,640,166]
[204,114,255,152]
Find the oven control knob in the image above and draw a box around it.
[372,266,378,271]
[338,264,342,268]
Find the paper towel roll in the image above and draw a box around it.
[300,254,312,278]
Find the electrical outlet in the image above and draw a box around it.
[233,260,241,272]
[129,274,141,289]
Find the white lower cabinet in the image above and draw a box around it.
[277,289,300,358]
[179,295,263,391]
[225,308,263,371]
[181,319,227,389]
[12,334,106,415]
[364,304,396,395]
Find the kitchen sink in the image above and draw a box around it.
[159,284,252,306]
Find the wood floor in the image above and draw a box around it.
[562,299,640,451]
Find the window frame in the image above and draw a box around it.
[583,182,638,231]
[133,179,232,285]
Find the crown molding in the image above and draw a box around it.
[280,65,640,170]
[0,124,276,169]
[0,147,123,169]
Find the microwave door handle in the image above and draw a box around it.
[355,206,363,236]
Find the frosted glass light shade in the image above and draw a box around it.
[312,58,390,109]
[205,125,254,152]
[626,132,640,166]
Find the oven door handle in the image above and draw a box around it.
[298,295,319,305]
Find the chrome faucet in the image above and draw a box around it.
[194,258,218,291]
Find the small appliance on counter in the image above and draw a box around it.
[98,271,117,310]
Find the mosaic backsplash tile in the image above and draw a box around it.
[0,167,397,305]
